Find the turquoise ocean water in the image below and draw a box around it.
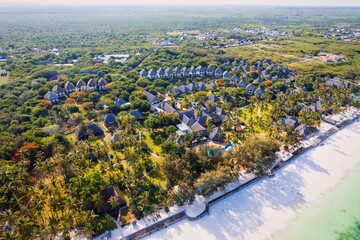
[276,162,360,240]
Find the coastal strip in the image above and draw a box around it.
[97,108,360,240]
[141,116,360,240]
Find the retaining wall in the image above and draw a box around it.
[121,116,359,240]
[186,203,210,221]
[125,211,186,240]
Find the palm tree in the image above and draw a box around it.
[224,115,233,130]
[46,218,59,240]
[205,118,214,134]
[16,217,34,239]
[137,191,150,215]
[108,195,120,212]
[195,108,201,117]
[31,195,46,224]
[59,221,71,240]
[91,193,105,213]
[86,210,98,224]
[48,195,61,220]
[248,103,255,116]
[32,225,47,239]
[0,209,19,227]
[1,230,18,240]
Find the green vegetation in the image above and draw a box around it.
[225,37,360,79]
[0,5,359,239]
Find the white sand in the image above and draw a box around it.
[186,195,206,218]
[142,119,360,240]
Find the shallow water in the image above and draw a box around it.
[276,161,360,240]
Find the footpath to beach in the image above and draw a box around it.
[95,107,360,240]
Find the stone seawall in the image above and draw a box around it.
[118,116,359,240]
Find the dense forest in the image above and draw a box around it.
[0,6,359,49]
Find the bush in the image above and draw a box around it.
[93,215,117,237]
[161,141,181,156]
[89,92,101,102]
[150,130,167,140]
[154,135,164,145]
[69,91,88,99]
[82,102,95,110]
[65,98,76,104]
[131,98,151,113]
[144,115,161,129]
[165,125,177,136]
[66,105,79,113]
[159,113,181,127]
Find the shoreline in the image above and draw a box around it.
[275,159,360,240]
[95,108,359,240]
[140,118,360,240]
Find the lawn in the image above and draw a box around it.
[142,131,162,155]
[64,132,77,144]
[237,104,272,134]
[0,70,8,84]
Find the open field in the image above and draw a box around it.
[225,37,360,78]
[0,76,7,84]
[166,30,200,36]
[0,69,8,84]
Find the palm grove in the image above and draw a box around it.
[1,6,360,240]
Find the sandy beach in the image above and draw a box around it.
[141,119,360,240]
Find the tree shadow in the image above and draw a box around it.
[144,121,360,240]
[145,159,313,240]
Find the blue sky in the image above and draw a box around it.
[2,0,360,6]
